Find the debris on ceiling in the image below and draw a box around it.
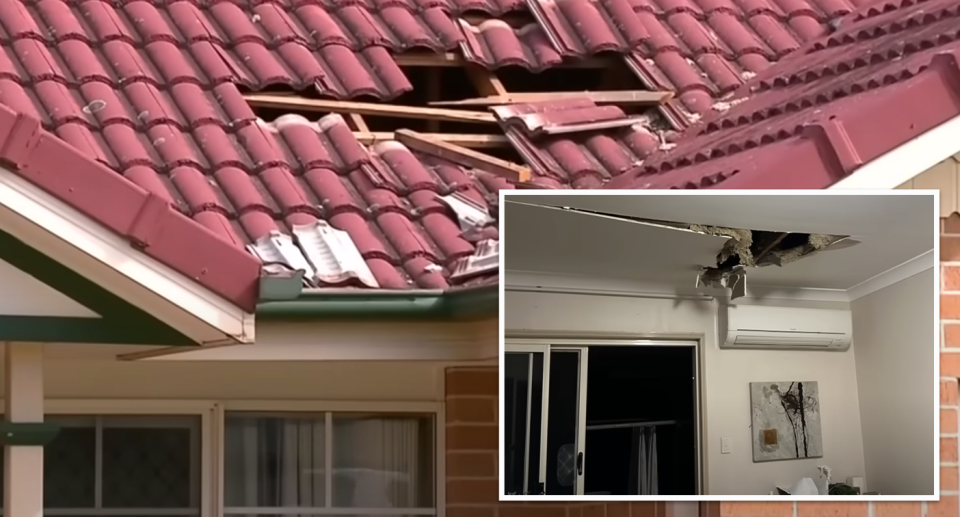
[530,204,862,300]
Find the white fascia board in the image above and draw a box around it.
[830,113,960,189]
[0,168,254,345]
[116,320,497,362]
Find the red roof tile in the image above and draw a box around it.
[492,99,662,188]
[605,0,960,190]
[0,101,262,311]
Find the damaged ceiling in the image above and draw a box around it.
[504,195,934,292]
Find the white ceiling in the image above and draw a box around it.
[504,194,935,291]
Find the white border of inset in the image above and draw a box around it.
[497,189,940,502]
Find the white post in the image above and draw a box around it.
[4,343,44,517]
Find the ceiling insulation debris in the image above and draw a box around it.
[529,203,861,300]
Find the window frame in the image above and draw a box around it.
[219,400,443,517]
[0,399,444,517]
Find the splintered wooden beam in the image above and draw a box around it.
[432,90,674,107]
[243,94,497,124]
[466,64,508,96]
[395,129,530,182]
[356,131,508,149]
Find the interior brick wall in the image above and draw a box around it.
[445,367,669,517]
[459,220,956,517]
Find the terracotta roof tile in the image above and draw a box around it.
[606,0,960,189]
[491,99,663,188]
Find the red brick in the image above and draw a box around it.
[447,479,498,504]
[447,368,498,396]
[942,380,959,406]
[942,437,959,463]
[942,295,960,319]
[946,324,960,348]
[943,408,958,434]
[447,508,495,517]
[946,267,960,291]
[943,236,960,262]
[447,451,496,477]
[446,424,497,451]
[945,215,960,235]
[873,502,923,517]
[720,502,793,517]
[943,465,959,491]
[447,397,497,423]
[943,353,960,378]
[796,502,868,517]
[928,495,960,517]
[500,505,568,517]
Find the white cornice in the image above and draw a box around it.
[846,250,935,301]
[508,254,934,304]
[506,270,851,302]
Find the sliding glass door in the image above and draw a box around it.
[504,344,588,496]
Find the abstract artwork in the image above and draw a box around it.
[750,381,823,462]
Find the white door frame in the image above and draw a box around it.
[504,343,550,494]
[506,338,702,495]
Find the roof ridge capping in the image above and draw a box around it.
[0,102,262,311]
[603,0,960,189]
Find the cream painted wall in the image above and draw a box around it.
[851,268,936,495]
[506,290,866,496]
[0,355,447,402]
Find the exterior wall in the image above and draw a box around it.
[705,218,960,517]
[444,366,672,517]
[897,155,960,216]
[851,268,935,495]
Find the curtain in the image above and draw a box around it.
[223,416,326,510]
[634,426,659,495]
[224,414,428,514]
[334,416,421,508]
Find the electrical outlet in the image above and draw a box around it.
[721,437,732,454]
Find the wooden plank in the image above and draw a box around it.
[395,129,530,182]
[432,90,673,107]
[355,131,509,149]
[426,68,441,132]
[346,113,370,132]
[466,64,507,96]
[243,94,497,124]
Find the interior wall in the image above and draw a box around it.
[850,268,936,495]
[506,289,866,496]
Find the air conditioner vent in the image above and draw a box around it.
[721,305,852,351]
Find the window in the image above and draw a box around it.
[0,414,201,515]
[223,412,435,516]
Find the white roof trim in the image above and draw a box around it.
[0,167,254,345]
[830,113,960,189]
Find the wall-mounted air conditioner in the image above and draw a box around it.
[720,304,852,351]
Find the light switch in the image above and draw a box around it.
[721,437,731,454]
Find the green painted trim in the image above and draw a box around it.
[0,422,61,446]
[257,283,498,322]
[0,229,197,346]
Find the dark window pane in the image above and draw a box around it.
[224,413,326,508]
[332,414,434,508]
[101,416,199,508]
[45,416,96,508]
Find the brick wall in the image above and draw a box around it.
[445,367,669,517]
[463,219,955,517]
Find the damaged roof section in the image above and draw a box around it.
[529,203,859,298]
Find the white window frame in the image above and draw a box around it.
[219,400,444,517]
[0,399,444,517]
